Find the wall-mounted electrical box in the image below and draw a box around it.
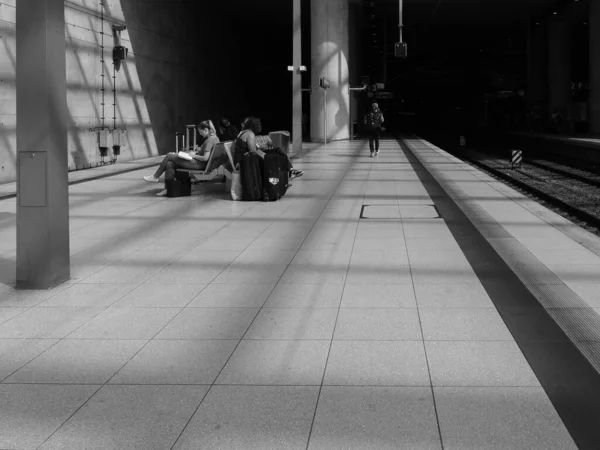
[18,152,47,207]
[111,129,127,146]
[113,46,128,61]
[319,77,330,89]
[98,129,109,147]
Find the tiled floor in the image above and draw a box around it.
[0,138,590,449]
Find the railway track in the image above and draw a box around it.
[526,159,600,189]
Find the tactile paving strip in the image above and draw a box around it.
[548,309,600,343]
[526,283,591,309]
[579,343,600,373]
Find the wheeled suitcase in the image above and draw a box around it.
[240,152,263,201]
[166,170,192,197]
[175,126,198,152]
[262,148,289,201]
[175,132,186,152]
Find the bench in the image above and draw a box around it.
[176,131,290,191]
[176,141,236,188]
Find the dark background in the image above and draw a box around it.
[129,0,590,142]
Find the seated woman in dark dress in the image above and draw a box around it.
[143,120,219,196]
[235,117,303,179]
[234,116,261,167]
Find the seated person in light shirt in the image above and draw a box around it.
[143,120,219,196]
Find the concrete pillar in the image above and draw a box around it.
[547,16,571,120]
[16,0,70,288]
[310,0,350,142]
[590,0,600,133]
[348,0,363,138]
[292,0,303,156]
[526,21,547,112]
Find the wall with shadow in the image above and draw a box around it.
[0,0,253,184]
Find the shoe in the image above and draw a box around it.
[375,150,379,155]
[289,169,303,179]
[370,153,374,158]
[156,189,167,197]
[143,175,159,183]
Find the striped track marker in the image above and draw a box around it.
[511,149,522,169]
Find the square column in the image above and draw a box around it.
[590,0,600,133]
[310,0,350,142]
[292,0,303,156]
[16,0,70,288]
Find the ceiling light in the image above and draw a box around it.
[553,11,557,14]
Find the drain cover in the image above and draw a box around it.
[360,204,440,219]
[360,205,400,219]
[399,205,440,219]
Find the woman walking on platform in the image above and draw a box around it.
[364,103,384,157]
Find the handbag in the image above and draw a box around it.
[231,172,243,201]
[166,171,192,197]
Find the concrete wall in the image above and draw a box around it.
[0,0,249,184]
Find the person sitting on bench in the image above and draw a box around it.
[235,117,303,180]
[234,116,262,166]
[218,117,239,142]
[143,120,220,196]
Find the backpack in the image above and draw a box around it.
[366,112,383,130]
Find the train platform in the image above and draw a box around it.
[0,156,164,201]
[1,137,599,449]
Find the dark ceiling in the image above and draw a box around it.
[225,0,570,25]
[206,0,590,114]
[382,0,560,26]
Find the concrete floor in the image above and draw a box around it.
[0,138,594,449]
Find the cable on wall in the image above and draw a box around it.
[112,62,116,131]
[98,0,110,162]
[100,0,105,130]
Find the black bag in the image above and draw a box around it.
[166,171,192,197]
[240,152,263,201]
[365,112,383,131]
[262,149,289,202]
